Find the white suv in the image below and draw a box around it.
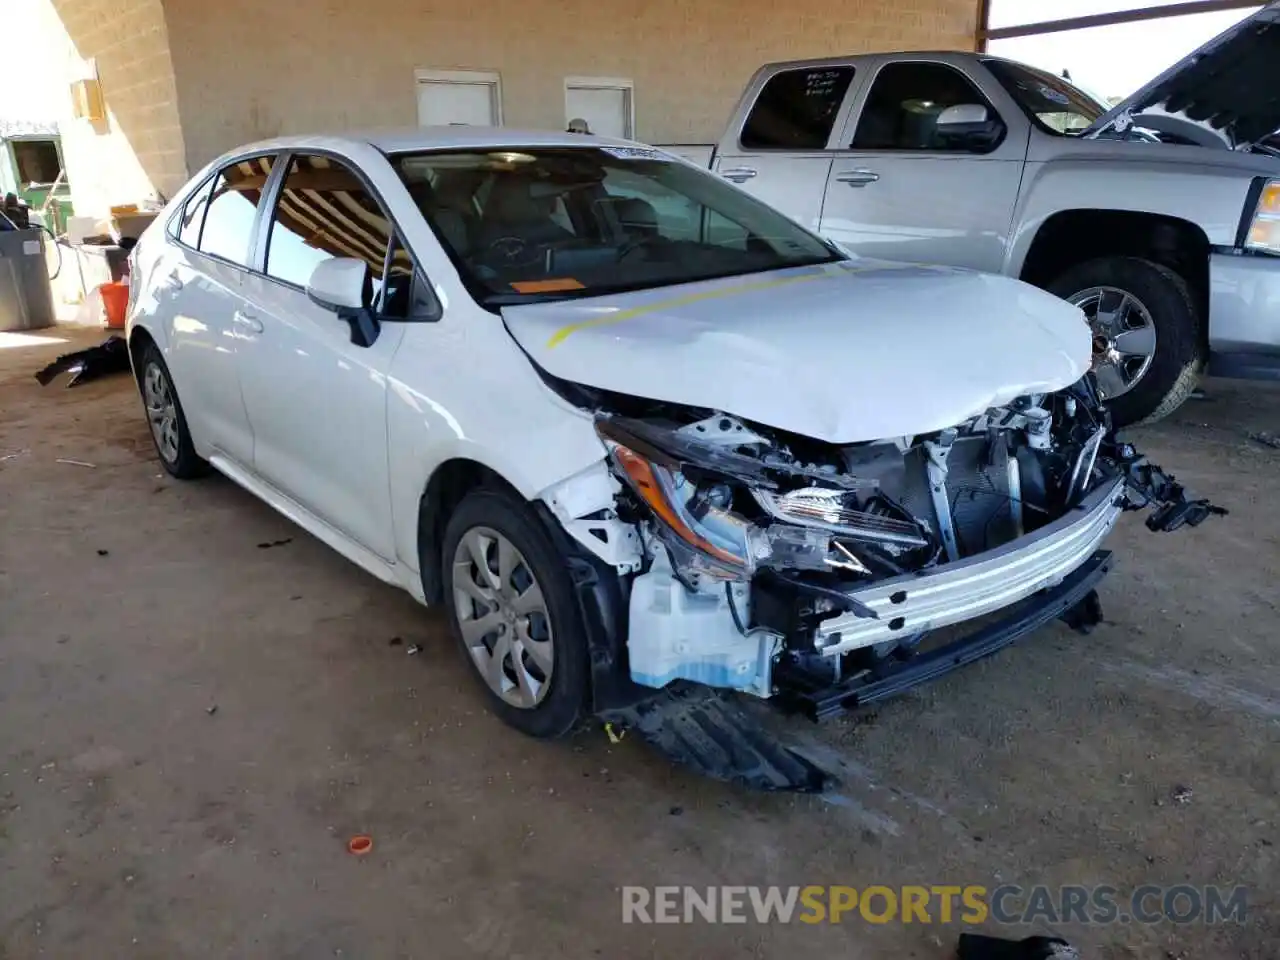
[126,129,1219,786]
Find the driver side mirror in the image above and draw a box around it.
[935,103,1004,152]
[306,258,379,348]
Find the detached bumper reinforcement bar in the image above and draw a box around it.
[777,549,1113,721]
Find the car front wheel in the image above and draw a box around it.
[441,490,590,739]
[1048,256,1204,427]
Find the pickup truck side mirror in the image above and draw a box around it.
[306,257,380,348]
[935,103,1004,152]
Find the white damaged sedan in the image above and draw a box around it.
[126,129,1221,786]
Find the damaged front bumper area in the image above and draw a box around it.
[591,381,1224,719]
[809,478,1123,657]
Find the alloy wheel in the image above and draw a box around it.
[1068,286,1158,400]
[143,361,180,464]
[451,526,554,709]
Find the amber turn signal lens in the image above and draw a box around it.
[612,444,746,569]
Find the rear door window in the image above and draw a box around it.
[740,66,855,150]
[197,155,275,266]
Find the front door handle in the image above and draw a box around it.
[720,167,758,183]
[835,169,880,187]
[232,309,264,334]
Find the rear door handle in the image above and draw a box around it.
[720,167,758,183]
[232,309,263,334]
[835,169,880,187]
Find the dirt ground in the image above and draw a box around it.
[0,327,1276,959]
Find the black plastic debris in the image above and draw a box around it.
[956,933,1079,960]
[256,538,292,549]
[617,686,832,792]
[35,336,131,388]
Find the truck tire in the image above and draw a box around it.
[1047,257,1204,427]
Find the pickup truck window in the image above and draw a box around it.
[853,62,999,152]
[983,60,1104,136]
[392,147,843,306]
[741,67,855,150]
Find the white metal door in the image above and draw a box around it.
[416,70,501,126]
[565,80,632,138]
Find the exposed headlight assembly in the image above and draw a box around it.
[607,441,756,579]
[1245,179,1280,255]
[595,417,934,582]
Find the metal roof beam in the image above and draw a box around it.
[982,0,1262,41]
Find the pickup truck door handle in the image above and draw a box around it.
[720,167,758,183]
[232,309,264,334]
[835,169,880,187]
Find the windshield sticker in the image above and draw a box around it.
[599,146,670,161]
[510,278,586,294]
[1037,84,1071,106]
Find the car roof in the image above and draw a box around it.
[228,127,643,158]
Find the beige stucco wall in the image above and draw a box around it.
[163,0,978,173]
[17,0,189,218]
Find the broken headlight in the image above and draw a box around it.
[607,440,756,578]
[596,417,934,581]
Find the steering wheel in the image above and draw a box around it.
[483,235,543,269]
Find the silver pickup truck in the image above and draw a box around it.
[687,4,1280,425]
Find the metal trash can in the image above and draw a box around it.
[0,227,55,332]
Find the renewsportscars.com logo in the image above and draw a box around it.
[621,885,1249,926]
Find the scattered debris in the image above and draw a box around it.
[96,549,109,557]
[405,643,422,656]
[604,722,626,744]
[35,336,131,388]
[206,705,218,716]
[0,449,28,463]
[957,932,1078,959]
[1172,784,1193,804]
[56,458,96,468]
[668,806,683,816]
[347,835,373,856]
[1248,431,1280,450]
[256,538,292,549]
[388,636,403,647]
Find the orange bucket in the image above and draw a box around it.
[100,281,129,330]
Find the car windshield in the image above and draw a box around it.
[390,147,843,306]
[983,60,1106,136]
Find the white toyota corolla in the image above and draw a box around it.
[126,129,1220,787]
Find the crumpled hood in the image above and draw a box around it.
[503,260,1091,443]
[1084,2,1280,149]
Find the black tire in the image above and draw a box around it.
[138,342,208,479]
[440,490,590,739]
[1047,257,1204,427]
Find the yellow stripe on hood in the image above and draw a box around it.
[543,260,937,348]
[545,267,835,349]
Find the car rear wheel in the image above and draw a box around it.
[1048,256,1204,427]
[139,343,207,479]
[441,490,590,739]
